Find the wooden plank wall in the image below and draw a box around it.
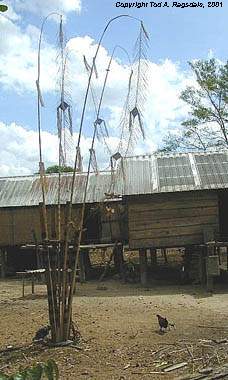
[100,203,127,243]
[0,205,82,246]
[128,190,219,249]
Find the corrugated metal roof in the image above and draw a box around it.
[0,171,121,207]
[120,150,228,195]
[0,151,228,208]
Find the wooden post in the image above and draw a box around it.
[0,250,6,279]
[199,246,206,285]
[31,274,35,294]
[150,248,157,267]
[119,244,125,282]
[113,245,120,272]
[39,202,48,241]
[206,275,214,292]
[79,251,86,283]
[84,249,92,279]
[227,247,228,271]
[22,275,25,298]
[113,243,125,280]
[205,245,218,292]
[139,248,147,286]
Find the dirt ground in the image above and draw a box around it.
[0,279,228,379]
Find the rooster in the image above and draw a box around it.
[156,314,175,332]
[33,325,51,342]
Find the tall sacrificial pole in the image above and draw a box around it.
[36,13,149,343]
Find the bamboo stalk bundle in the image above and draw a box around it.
[36,13,149,344]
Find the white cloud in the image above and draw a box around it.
[144,59,194,146]
[0,8,197,162]
[0,15,57,93]
[14,0,81,16]
[0,122,57,175]
[0,121,121,176]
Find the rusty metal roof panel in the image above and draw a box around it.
[0,171,115,208]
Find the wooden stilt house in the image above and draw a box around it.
[0,150,228,289]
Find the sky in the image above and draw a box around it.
[0,0,227,176]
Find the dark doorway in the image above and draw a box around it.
[83,206,101,244]
[7,247,38,273]
[219,190,228,239]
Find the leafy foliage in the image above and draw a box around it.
[160,59,228,152]
[45,165,74,174]
[0,4,8,12]
[0,360,59,380]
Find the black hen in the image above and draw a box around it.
[156,314,169,332]
[33,325,51,341]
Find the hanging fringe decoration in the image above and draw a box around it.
[76,147,83,172]
[95,118,109,139]
[89,148,98,174]
[57,107,65,165]
[59,100,69,111]
[56,19,74,167]
[57,107,62,138]
[57,100,73,164]
[141,21,150,41]
[123,21,149,155]
[129,106,145,139]
[83,55,91,73]
[59,16,64,46]
[128,69,133,93]
[67,106,73,136]
[93,58,98,79]
[116,68,134,156]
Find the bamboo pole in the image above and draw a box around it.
[60,14,144,342]
[36,13,62,343]
[64,15,145,341]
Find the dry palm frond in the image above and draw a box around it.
[76,146,83,172]
[116,68,134,155]
[83,55,92,73]
[89,148,99,173]
[59,16,64,45]
[56,46,74,166]
[83,54,112,156]
[123,21,149,154]
[93,57,99,79]
[95,118,109,141]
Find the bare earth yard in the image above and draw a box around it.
[0,279,228,379]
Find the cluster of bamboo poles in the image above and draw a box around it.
[36,13,148,343]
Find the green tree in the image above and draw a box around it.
[45,165,74,174]
[0,4,8,12]
[160,59,228,152]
